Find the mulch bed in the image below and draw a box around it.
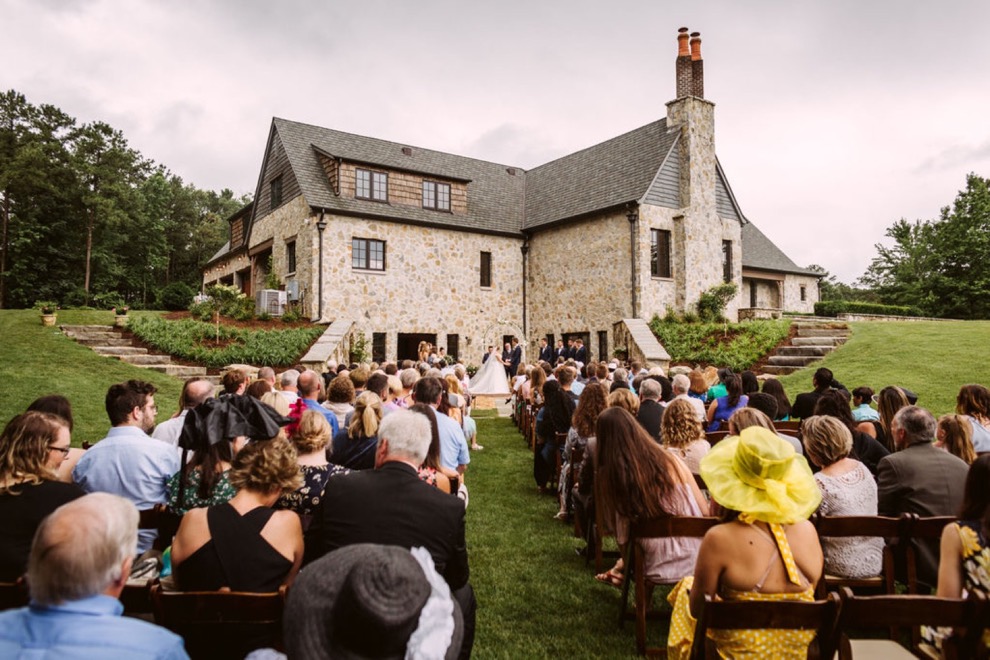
[161,311,316,330]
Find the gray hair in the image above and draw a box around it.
[639,378,662,401]
[672,373,690,395]
[377,409,430,465]
[28,493,138,606]
[258,366,276,382]
[613,368,628,383]
[647,366,666,378]
[399,368,420,390]
[893,405,937,447]
[280,369,300,388]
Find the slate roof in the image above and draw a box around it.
[524,119,679,229]
[271,118,527,236]
[741,222,820,276]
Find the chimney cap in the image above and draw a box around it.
[690,31,700,37]
[678,27,689,33]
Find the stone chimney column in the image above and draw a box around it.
[690,32,704,98]
[675,27,692,99]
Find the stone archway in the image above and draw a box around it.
[479,319,526,364]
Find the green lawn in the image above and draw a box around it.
[468,410,652,659]
[774,320,990,416]
[0,309,184,443]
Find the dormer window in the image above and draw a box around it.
[422,181,451,212]
[356,169,388,202]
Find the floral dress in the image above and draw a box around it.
[275,463,348,516]
[167,468,235,515]
[923,520,990,650]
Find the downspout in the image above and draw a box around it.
[626,204,639,318]
[521,240,529,338]
[316,209,327,322]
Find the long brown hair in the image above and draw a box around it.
[571,383,608,438]
[409,403,442,471]
[957,384,990,422]
[595,407,679,524]
[877,386,910,449]
[939,414,976,465]
[0,411,66,493]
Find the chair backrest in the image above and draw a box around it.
[904,514,955,594]
[812,513,909,597]
[775,420,802,431]
[150,582,288,657]
[690,592,840,660]
[705,430,730,445]
[138,504,183,551]
[835,586,987,659]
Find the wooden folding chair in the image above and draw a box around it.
[904,515,955,594]
[620,516,721,656]
[775,420,802,432]
[150,582,289,659]
[690,592,840,660]
[812,513,909,598]
[835,586,987,660]
[705,430,730,445]
[0,579,28,612]
[551,431,569,488]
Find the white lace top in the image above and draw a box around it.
[814,461,884,579]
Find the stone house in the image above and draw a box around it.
[203,28,820,366]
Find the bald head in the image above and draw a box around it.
[28,493,138,606]
[184,379,215,409]
[298,370,322,399]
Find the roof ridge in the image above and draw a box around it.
[527,118,669,175]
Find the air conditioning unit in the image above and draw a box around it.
[256,289,287,316]
[285,280,300,302]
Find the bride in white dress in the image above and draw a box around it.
[469,347,511,395]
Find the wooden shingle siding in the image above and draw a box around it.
[338,162,467,214]
[643,146,681,208]
[318,154,340,195]
[715,169,740,222]
[260,131,301,214]
[231,218,244,247]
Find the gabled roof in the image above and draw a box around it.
[271,118,527,236]
[525,119,679,230]
[741,222,820,276]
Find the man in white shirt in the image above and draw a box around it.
[279,369,300,406]
[671,374,706,421]
[151,378,215,448]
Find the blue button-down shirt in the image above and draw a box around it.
[72,426,180,554]
[436,410,470,470]
[0,594,187,659]
[302,399,340,436]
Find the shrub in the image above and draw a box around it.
[92,292,125,310]
[696,283,738,322]
[189,300,213,322]
[814,300,922,318]
[648,317,791,372]
[128,316,323,368]
[281,306,301,323]
[159,282,196,311]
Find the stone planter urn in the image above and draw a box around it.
[41,314,57,327]
[114,314,129,328]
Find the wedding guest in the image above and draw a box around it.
[935,413,976,465]
[957,384,990,453]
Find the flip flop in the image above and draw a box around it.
[595,569,624,588]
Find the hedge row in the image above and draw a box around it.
[813,300,923,318]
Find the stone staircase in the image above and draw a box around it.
[61,325,211,380]
[762,321,851,376]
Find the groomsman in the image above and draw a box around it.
[509,337,522,377]
[565,338,576,360]
[554,340,566,363]
[574,338,588,365]
[538,338,553,364]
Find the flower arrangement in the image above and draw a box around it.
[35,301,59,315]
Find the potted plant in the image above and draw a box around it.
[36,301,58,327]
[111,305,130,327]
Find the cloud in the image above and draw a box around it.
[914,140,990,174]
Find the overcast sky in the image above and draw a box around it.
[4,0,989,283]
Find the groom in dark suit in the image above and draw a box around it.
[538,337,553,364]
[304,409,476,658]
[509,337,522,376]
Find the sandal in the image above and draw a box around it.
[595,568,624,588]
[471,444,484,451]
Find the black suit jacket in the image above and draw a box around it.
[637,399,664,442]
[539,345,553,363]
[509,345,522,374]
[574,346,588,364]
[554,347,566,362]
[305,462,469,590]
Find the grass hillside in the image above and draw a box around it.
[0,310,183,443]
[774,320,990,415]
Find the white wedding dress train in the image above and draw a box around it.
[469,351,511,395]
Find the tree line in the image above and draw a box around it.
[0,90,250,310]
[809,173,990,320]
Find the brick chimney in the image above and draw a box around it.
[690,31,704,98]
[675,27,692,98]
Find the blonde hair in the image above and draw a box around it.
[349,392,383,439]
[727,407,775,434]
[607,388,640,416]
[0,411,67,493]
[229,437,302,494]
[661,398,705,449]
[802,415,853,467]
[260,391,290,416]
[444,374,462,396]
[293,410,332,454]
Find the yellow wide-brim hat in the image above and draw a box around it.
[699,426,821,524]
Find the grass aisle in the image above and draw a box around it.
[467,410,658,659]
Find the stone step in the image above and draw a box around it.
[119,354,172,366]
[793,321,849,330]
[796,328,850,338]
[767,355,825,367]
[791,336,847,347]
[775,346,834,357]
[146,365,208,377]
[76,336,132,346]
[61,324,113,333]
[93,346,148,356]
[762,365,804,376]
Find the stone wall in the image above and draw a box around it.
[527,210,632,362]
[203,252,249,289]
[781,274,819,314]
[248,196,316,311]
[306,210,523,365]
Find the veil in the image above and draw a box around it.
[468,350,511,395]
